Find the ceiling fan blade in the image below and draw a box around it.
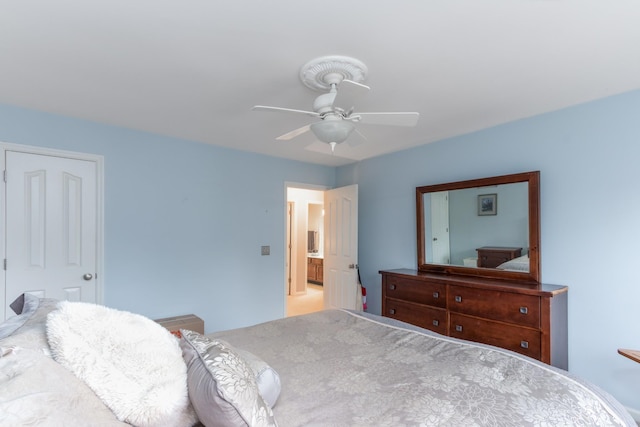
[346,129,367,147]
[276,124,311,141]
[352,112,419,127]
[252,105,320,118]
[333,80,370,111]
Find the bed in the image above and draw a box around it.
[0,294,635,426]
[496,254,530,272]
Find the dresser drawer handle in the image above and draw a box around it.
[519,306,528,314]
[520,341,529,349]
[389,284,396,290]
[389,309,396,315]
[454,296,462,303]
[432,320,439,326]
[455,325,463,332]
[433,291,439,298]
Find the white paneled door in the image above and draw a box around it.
[323,184,358,310]
[4,150,99,318]
[430,191,450,264]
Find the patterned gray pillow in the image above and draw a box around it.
[180,330,278,427]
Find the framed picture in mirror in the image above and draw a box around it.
[478,193,497,216]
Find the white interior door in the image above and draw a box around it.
[4,150,99,317]
[431,191,450,264]
[323,184,358,310]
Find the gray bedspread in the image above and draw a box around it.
[212,309,635,427]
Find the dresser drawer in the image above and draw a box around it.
[448,285,540,328]
[384,298,448,335]
[384,276,446,308]
[449,313,541,359]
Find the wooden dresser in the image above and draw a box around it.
[380,269,568,369]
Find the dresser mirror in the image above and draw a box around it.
[417,171,540,283]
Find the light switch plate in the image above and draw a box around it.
[261,245,270,256]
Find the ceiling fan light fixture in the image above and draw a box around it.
[310,120,356,144]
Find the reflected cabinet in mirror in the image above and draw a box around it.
[417,171,540,283]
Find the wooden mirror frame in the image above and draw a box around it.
[417,171,540,284]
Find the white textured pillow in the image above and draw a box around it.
[46,301,197,427]
[180,330,278,427]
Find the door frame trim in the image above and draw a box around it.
[0,142,105,319]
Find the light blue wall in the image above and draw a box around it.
[3,89,640,411]
[448,183,528,265]
[0,104,336,331]
[337,89,640,412]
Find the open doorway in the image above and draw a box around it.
[285,186,325,317]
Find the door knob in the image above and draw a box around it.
[83,273,93,281]
[348,264,358,269]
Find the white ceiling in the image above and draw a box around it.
[1,1,639,167]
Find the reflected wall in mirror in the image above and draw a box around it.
[308,203,323,255]
[417,171,540,283]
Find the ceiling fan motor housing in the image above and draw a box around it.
[313,92,337,114]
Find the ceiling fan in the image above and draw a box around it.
[252,55,420,154]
